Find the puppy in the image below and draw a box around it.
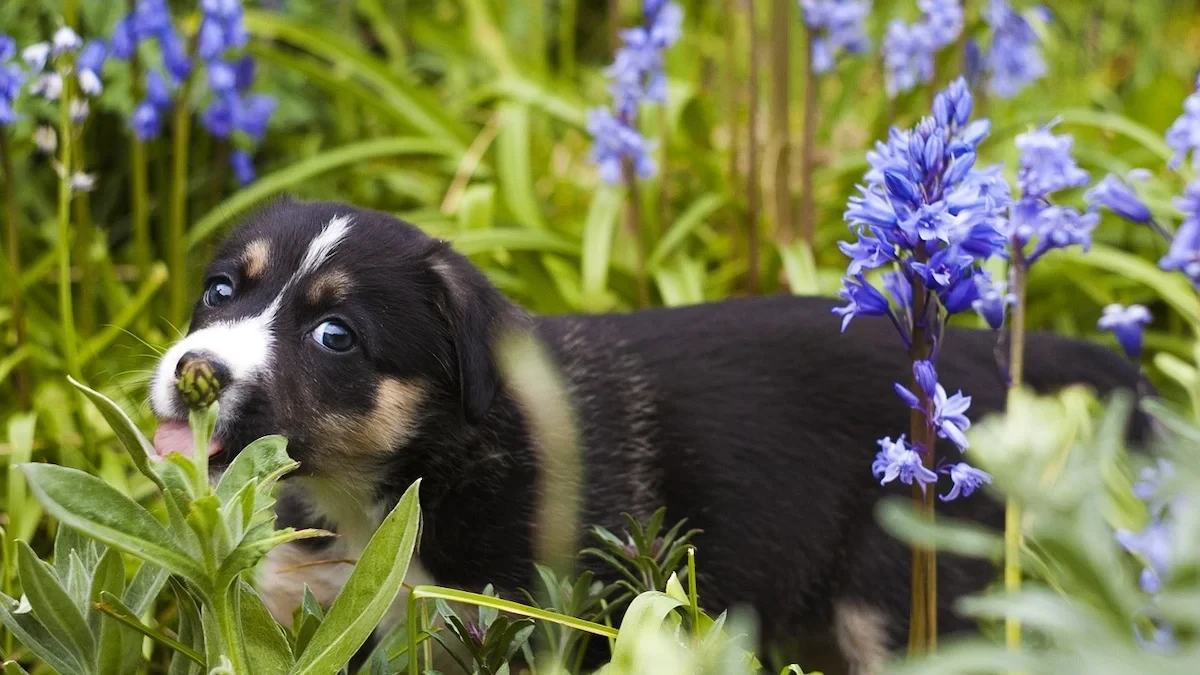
[149,197,1152,674]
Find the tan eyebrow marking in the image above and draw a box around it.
[243,239,271,279]
[307,269,355,305]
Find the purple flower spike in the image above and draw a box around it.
[1097,304,1152,360]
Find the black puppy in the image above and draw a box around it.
[149,197,1151,674]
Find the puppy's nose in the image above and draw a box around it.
[174,350,230,410]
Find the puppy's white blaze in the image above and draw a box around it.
[297,215,352,280]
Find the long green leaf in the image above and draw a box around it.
[496,103,546,230]
[237,579,295,672]
[16,542,95,668]
[19,464,207,584]
[649,194,727,270]
[580,185,624,308]
[186,138,463,250]
[214,435,296,504]
[68,377,168,494]
[289,480,423,675]
[0,591,87,675]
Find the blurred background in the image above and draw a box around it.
[1,0,1199,596]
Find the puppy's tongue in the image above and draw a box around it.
[152,421,223,459]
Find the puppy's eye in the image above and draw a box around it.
[312,320,356,352]
[203,278,234,307]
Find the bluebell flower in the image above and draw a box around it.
[1116,521,1171,594]
[832,273,891,331]
[133,0,173,39]
[131,101,162,140]
[110,17,138,59]
[231,149,255,185]
[52,27,82,55]
[1015,125,1090,198]
[0,37,23,125]
[882,20,933,98]
[931,383,972,449]
[207,60,237,94]
[1097,304,1152,360]
[587,107,656,185]
[1134,623,1177,654]
[872,435,939,490]
[983,0,1047,99]
[236,94,277,141]
[800,0,871,74]
[22,43,51,73]
[159,30,192,83]
[919,0,964,49]
[971,273,1013,329]
[1165,76,1200,171]
[146,69,172,109]
[198,19,228,61]
[201,96,236,137]
[1025,204,1100,263]
[1086,170,1152,224]
[1158,180,1200,287]
[838,228,895,276]
[76,39,107,96]
[233,55,255,92]
[939,462,992,501]
[0,35,15,62]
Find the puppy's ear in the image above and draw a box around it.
[428,243,524,424]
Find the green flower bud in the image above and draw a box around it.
[176,359,222,410]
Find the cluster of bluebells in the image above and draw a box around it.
[587,0,682,185]
[1115,458,1178,651]
[974,0,1050,99]
[0,36,22,124]
[836,78,1005,501]
[109,0,275,184]
[799,0,871,75]
[882,0,964,97]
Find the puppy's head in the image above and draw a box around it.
[149,197,518,482]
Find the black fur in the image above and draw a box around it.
[156,197,1153,673]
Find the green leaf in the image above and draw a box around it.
[289,479,423,675]
[19,464,207,584]
[187,138,463,250]
[68,376,169,493]
[16,541,95,668]
[580,185,624,308]
[5,412,38,555]
[89,546,126,638]
[778,240,821,295]
[53,525,95,584]
[214,435,297,504]
[495,103,546,230]
[602,591,684,669]
[446,227,581,257]
[167,579,207,675]
[649,194,726,270]
[1069,245,1200,326]
[875,497,1004,561]
[123,560,169,618]
[0,591,88,675]
[237,579,295,672]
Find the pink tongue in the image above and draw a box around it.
[152,421,223,459]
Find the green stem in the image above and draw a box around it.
[769,0,792,246]
[210,585,250,673]
[907,254,937,656]
[1005,252,1029,653]
[744,0,761,293]
[168,37,199,327]
[558,0,577,80]
[57,78,81,383]
[128,13,152,331]
[1,134,30,410]
[799,25,817,248]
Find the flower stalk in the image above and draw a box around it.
[57,70,80,383]
[1,134,29,409]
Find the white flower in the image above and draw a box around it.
[70,99,89,124]
[78,69,102,96]
[30,73,63,100]
[14,594,32,614]
[52,27,81,55]
[22,43,51,72]
[68,172,97,192]
[33,126,57,154]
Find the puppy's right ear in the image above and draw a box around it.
[428,243,526,424]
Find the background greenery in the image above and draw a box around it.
[3,0,1200,673]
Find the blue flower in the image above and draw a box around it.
[1015,125,1090,198]
[236,94,276,140]
[1116,521,1171,594]
[800,0,871,74]
[22,43,51,73]
[587,106,655,185]
[0,35,15,62]
[131,101,162,140]
[233,55,255,92]
[832,273,891,331]
[872,435,939,490]
[838,227,896,275]
[983,0,1047,99]
[1086,170,1152,224]
[207,60,237,94]
[0,39,23,125]
[1025,204,1100,263]
[159,30,192,83]
[1166,77,1200,171]
[939,462,992,501]
[146,69,172,108]
[110,17,138,59]
[882,19,933,97]
[1158,180,1200,286]
[971,273,1013,329]
[919,0,964,49]
[200,96,236,137]
[76,39,107,96]
[231,149,255,185]
[932,383,972,450]
[1098,303,1152,360]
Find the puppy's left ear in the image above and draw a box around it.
[429,243,526,425]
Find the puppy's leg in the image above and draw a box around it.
[832,600,891,675]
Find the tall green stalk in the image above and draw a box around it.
[1005,251,1030,652]
[799,25,818,248]
[745,0,761,293]
[168,33,199,326]
[57,78,81,384]
[769,0,793,246]
[1,135,30,410]
[907,261,938,655]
